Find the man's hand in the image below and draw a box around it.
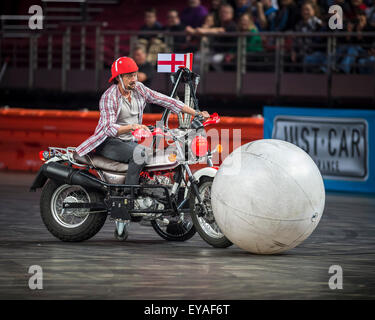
[181,105,210,120]
[197,111,210,120]
[131,124,151,132]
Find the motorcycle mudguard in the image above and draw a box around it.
[184,167,219,198]
[30,165,48,192]
[193,167,218,182]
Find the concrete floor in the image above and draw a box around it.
[0,171,374,299]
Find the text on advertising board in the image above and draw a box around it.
[272,116,368,180]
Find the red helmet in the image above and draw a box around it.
[108,56,139,83]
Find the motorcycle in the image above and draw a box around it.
[29,68,232,248]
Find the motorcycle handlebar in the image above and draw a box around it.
[131,113,220,140]
[191,112,220,129]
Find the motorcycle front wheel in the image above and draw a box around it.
[40,179,107,242]
[190,177,232,248]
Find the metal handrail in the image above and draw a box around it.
[2,29,375,38]
[100,30,375,37]
[1,29,374,98]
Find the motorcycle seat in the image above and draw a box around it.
[73,151,129,173]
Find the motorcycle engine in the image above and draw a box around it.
[132,172,173,217]
[139,171,173,198]
[140,171,173,185]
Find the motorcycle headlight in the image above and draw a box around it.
[191,136,208,157]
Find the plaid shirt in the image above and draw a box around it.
[75,81,185,156]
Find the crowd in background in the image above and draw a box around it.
[134,0,375,75]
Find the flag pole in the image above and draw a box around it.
[183,53,192,128]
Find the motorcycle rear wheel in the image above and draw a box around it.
[40,179,107,242]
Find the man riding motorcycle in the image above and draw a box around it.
[75,56,209,187]
[30,58,232,247]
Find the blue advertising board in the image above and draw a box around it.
[263,106,375,193]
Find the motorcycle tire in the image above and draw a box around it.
[40,179,107,242]
[190,177,233,248]
[151,219,196,242]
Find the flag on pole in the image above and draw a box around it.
[157,53,193,73]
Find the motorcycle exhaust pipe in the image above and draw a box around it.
[42,162,107,192]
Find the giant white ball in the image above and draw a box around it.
[211,139,325,254]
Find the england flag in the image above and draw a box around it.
[157,53,193,73]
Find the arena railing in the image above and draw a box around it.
[1,28,375,98]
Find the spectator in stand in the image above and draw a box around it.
[346,0,368,20]
[183,12,215,52]
[294,1,323,33]
[234,0,251,21]
[185,13,218,52]
[273,0,300,31]
[255,0,278,30]
[365,0,375,30]
[185,13,217,35]
[132,46,155,112]
[132,46,155,88]
[180,0,209,28]
[186,5,237,40]
[302,0,323,18]
[187,5,238,71]
[138,8,169,66]
[216,4,238,35]
[238,12,263,52]
[336,0,371,73]
[291,1,325,72]
[139,8,163,41]
[224,12,263,66]
[186,13,217,69]
[164,10,186,52]
[210,3,238,70]
[210,0,224,26]
[358,41,375,73]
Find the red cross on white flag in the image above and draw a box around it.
[157,53,193,73]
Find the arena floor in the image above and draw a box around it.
[0,172,374,300]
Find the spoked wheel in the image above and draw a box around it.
[151,213,196,242]
[190,177,232,248]
[40,179,107,242]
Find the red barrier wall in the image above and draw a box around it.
[0,108,264,172]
